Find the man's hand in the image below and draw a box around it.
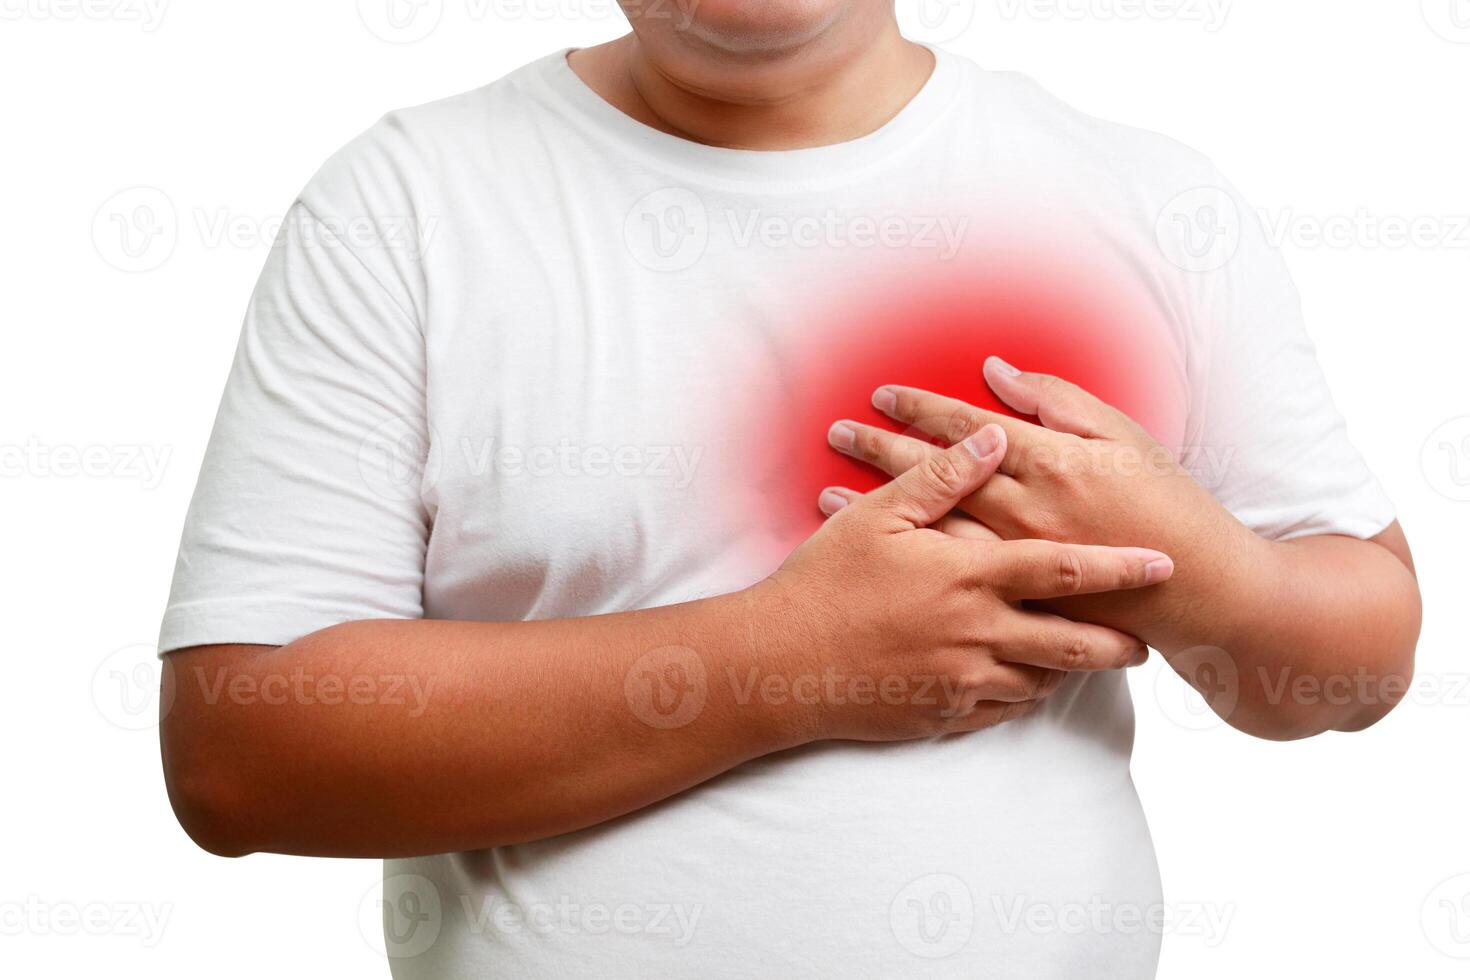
[767,423,1174,742]
[823,356,1255,651]
[822,356,1422,740]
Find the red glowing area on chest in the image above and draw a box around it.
[743,264,1185,544]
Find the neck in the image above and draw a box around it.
[567,23,934,151]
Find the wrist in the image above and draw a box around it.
[713,579,835,748]
[1156,513,1269,654]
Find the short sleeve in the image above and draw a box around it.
[158,197,431,655]
[1179,179,1395,542]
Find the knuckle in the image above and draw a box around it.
[921,452,967,495]
[853,427,883,464]
[942,410,980,446]
[1017,671,1045,700]
[1055,550,1086,595]
[1061,634,1091,670]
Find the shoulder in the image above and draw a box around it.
[962,61,1232,201]
[296,53,557,216]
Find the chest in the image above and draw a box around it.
[416,206,1190,620]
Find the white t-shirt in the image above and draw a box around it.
[160,46,1393,979]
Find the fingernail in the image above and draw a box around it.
[1130,646,1150,668]
[1143,557,1174,585]
[872,387,898,414]
[828,422,857,451]
[818,489,850,514]
[963,423,1003,459]
[987,356,1022,378]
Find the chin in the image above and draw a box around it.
[669,0,850,54]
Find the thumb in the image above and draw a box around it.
[984,356,1116,439]
[859,423,1007,530]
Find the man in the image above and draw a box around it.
[158,3,1421,976]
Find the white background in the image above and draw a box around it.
[2,2,1467,977]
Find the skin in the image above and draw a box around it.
[163,430,1172,857]
[162,3,1421,860]
[823,357,1422,741]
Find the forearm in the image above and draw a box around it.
[161,588,818,859]
[1197,528,1420,739]
[1052,521,1421,740]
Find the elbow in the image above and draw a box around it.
[1228,651,1418,743]
[160,725,261,859]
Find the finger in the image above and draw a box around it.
[982,539,1174,601]
[860,424,1007,530]
[830,419,1025,532]
[974,662,1069,702]
[983,356,1123,439]
[828,419,940,479]
[949,697,1041,733]
[993,612,1150,672]
[817,486,860,517]
[934,511,1001,541]
[871,384,1042,476]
